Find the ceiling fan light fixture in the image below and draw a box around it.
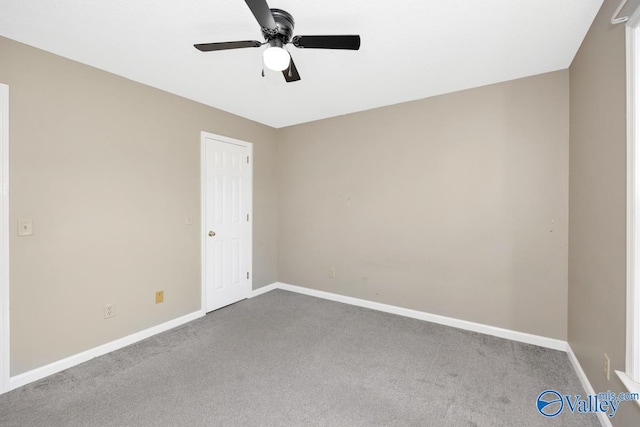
[263,40,290,71]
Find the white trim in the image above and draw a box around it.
[0,84,9,395]
[200,132,253,314]
[261,283,616,422]
[616,370,640,409]
[626,20,640,387]
[250,283,278,298]
[200,136,206,313]
[8,310,203,391]
[567,345,613,427]
[272,282,568,351]
[626,20,640,384]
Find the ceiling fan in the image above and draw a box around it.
[194,0,361,82]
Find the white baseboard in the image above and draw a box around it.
[615,370,640,408]
[250,283,279,298]
[567,345,612,427]
[273,282,568,351]
[6,280,598,426]
[266,283,613,425]
[8,310,204,391]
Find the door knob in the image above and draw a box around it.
[208,231,216,237]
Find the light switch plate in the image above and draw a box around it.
[17,219,33,236]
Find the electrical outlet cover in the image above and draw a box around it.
[104,303,115,319]
[17,218,33,236]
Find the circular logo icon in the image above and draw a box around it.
[537,390,564,417]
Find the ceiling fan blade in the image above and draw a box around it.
[282,57,301,83]
[194,40,262,52]
[292,35,361,50]
[244,0,277,30]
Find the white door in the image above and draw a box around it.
[202,133,252,313]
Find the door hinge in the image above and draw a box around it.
[247,213,250,221]
[247,156,249,164]
[247,272,250,280]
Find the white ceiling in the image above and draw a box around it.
[0,0,603,128]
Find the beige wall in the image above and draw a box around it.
[569,0,640,425]
[0,36,278,375]
[278,71,570,340]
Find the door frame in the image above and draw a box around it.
[0,83,9,394]
[200,131,253,314]
[624,10,640,389]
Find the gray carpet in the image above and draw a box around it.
[0,290,599,426]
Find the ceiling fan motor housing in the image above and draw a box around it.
[262,9,295,43]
